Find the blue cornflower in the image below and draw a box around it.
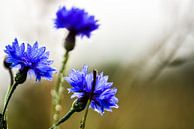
[65,65,118,115]
[4,38,56,81]
[54,6,99,38]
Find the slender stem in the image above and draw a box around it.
[3,86,11,129]
[52,51,69,122]
[2,82,18,129]
[56,51,69,91]
[2,83,18,117]
[4,57,14,86]
[80,70,97,129]
[4,69,14,112]
[8,69,14,86]
[49,108,75,129]
[79,99,91,129]
[2,69,14,129]
[90,70,97,98]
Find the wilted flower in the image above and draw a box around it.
[4,38,56,81]
[54,6,99,38]
[65,65,118,115]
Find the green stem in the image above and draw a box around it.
[2,82,18,117]
[49,108,75,129]
[4,69,14,113]
[79,99,91,129]
[2,70,14,129]
[8,69,14,86]
[52,51,69,122]
[80,70,97,129]
[2,87,11,129]
[56,51,69,91]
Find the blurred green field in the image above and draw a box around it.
[3,63,194,129]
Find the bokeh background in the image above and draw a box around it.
[0,0,194,129]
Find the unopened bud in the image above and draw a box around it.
[55,104,62,112]
[51,90,56,97]
[72,97,88,112]
[15,67,29,84]
[64,31,76,51]
[53,114,58,121]
[59,86,64,94]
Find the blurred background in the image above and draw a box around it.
[0,0,194,129]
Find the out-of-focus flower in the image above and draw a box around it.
[65,65,118,115]
[4,38,56,81]
[54,6,99,38]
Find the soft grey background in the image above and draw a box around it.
[1,0,194,84]
[0,0,194,129]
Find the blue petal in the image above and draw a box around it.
[54,6,99,38]
[65,65,118,115]
[4,38,56,81]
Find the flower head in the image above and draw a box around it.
[65,65,118,115]
[4,38,56,81]
[54,6,99,38]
